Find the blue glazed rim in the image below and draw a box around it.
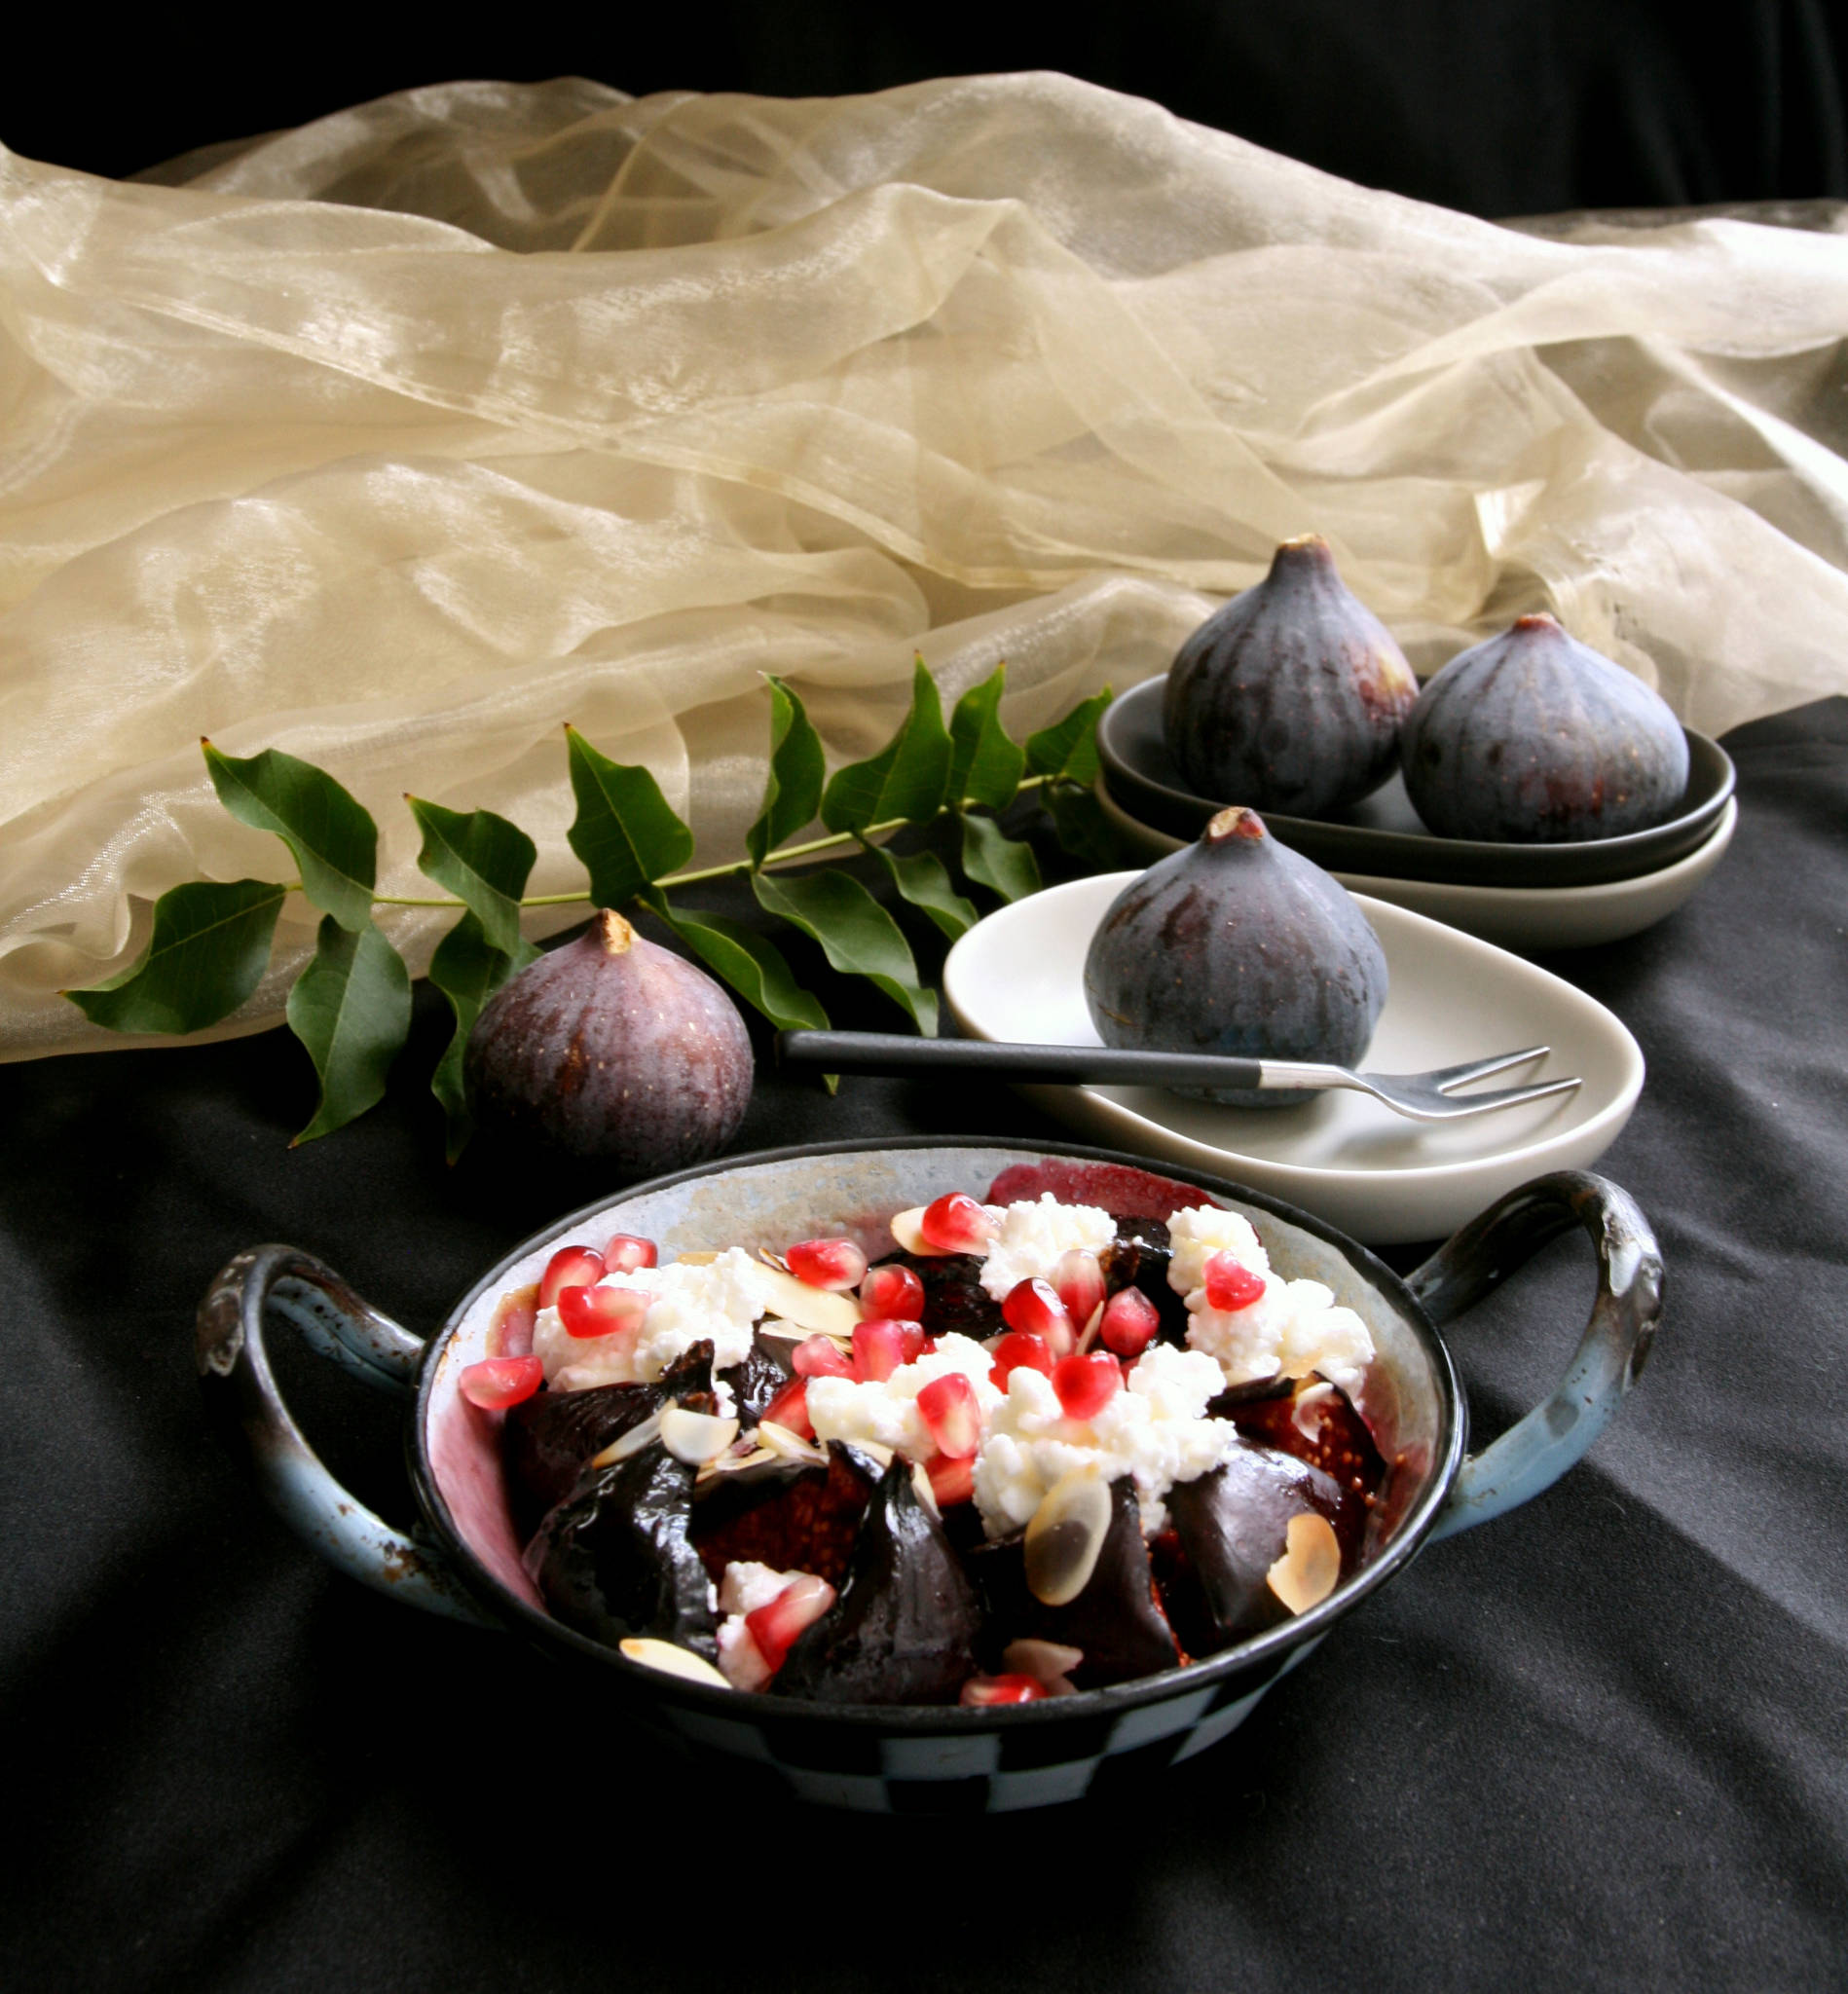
[404,1134,1468,1734]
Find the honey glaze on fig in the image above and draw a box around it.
[494,1177,1392,1704]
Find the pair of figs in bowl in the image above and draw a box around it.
[1164,535,1689,845]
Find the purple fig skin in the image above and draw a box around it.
[1401,614,1689,842]
[464,909,753,1168]
[1164,535,1419,819]
[1083,806,1386,1106]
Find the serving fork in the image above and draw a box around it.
[776,1030,1582,1123]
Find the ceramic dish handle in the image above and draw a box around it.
[196,1244,497,1625]
[1406,1171,1663,1541]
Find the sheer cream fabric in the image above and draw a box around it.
[3,73,1845,1058]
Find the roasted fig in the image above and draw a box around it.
[1083,806,1387,1106]
[1164,535,1418,818]
[524,1439,717,1657]
[772,1459,982,1704]
[690,1442,881,1587]
[1400,613,1689,842]
[465,908,753,1168]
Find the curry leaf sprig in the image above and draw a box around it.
[65,663,1114,1156]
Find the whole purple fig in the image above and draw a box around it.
[1164,535,1418,819]
[1401,614,1689,842]
[465,909,753,1168]
[1083,806,1386,1107]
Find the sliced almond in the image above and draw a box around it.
[618,1638,732,1688]
[1002,1638,1085,1695]
[1265,1511,1342,1614]
[590,1411,662,1467]
[660,1407,741,1465]
[756,1420,828,1465]
[696,1446,775,1484]
[1023,1469,1114,1606]
[753,1264,861,1338]
[1074,1299,1107,1354]
[672,1251,721,1267]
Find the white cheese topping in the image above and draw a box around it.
[715,1561,809,1692]
[533,1248,771,1393]
[977,1194,1117,1300]
[806,1333,1003,1459]
[972,1343,1238,1538]
[1164,1203,1270,1296]
[1185,1273,1374,1402]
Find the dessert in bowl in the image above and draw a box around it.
[198,1139,1660,1812]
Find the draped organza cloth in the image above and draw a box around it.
[4,73,1846,1059]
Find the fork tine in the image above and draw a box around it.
[1425,1045,1552,1093]
[1423,1074,1583,1118]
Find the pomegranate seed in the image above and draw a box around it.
[899,1325,932,1364]
[1051,1249,1106,1331]
[926,1452,977,1507]
[959,1673,1048,1708]
[1052,1350,1124,1421]
[761,1376,814,1439]
[786,1237,869,1291]
[859,1263,925,1321]
[989,1330,1055,1389]
[745,1573,837,1674]
[1098,1287,1161,1358]
[852,1319,908,1383]
[556,1284,649,1340]
[603,1233,657,1274]
[1204,1252,1268,1312]
[919,1193,997,1255]
[792,1334,856,1380]
[460,1354,544,1410]
[916,1373,981,1459]
[1002,1277,1074,1355]
[539,1245,605,1310]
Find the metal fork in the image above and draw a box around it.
[776,1031,1582,1123]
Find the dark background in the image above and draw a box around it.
[5,0,1846,216]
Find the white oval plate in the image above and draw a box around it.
[1096,781,1737,952]
[942,874,1645,1245]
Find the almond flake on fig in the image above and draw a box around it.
[1265,1511,1342,1614]
[1023,1469,1115,1606]
[618,1638,733,1688]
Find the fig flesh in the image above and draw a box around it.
[1400,613,1689,842]
[1164,535,1418,818]
[1082,806,1387,1106]
[465,909,753,1169]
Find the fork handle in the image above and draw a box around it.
[778,1029,1271,1092]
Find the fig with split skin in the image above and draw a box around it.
[1164,534,1419,819]
[465,908,754,1169]
[1082,805,1387,1106]
[1400,613,1689,843]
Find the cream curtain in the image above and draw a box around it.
[3,73,1844,1058]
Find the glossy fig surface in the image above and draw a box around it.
[1164,535,1418,819]
[465,909,753,1168]
[1400,614,1689,842]
[1083,806,1387,1105]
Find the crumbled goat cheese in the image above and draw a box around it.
[533,1248,769,1393]
[1185,1274,1373,1402]
[806,1334,1002,1458]
[716,1562,809,1691]
[1164,1203,1270,1296]
[977,1194,1118,1300]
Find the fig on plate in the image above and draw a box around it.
[464,909,753,1169]
[1082,806,1387,1106]
[1399,613,1689,842]
[1164,535,1418,819]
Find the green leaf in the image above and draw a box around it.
[64,878,287,1035]
[960,813,1043,904]
[643,888,830,1035]
[203,742,378,932]
[565,725,695,908]
[746,678,827,868]
[1045,782,1127,871]
[426,911,531,1163]
[285,916,413,1144]
[407,797,538,960]
[1023,688,1112,788]
[947,665,1024,813]
[751,868,939,1035]
[820,658,952,834]
[863,841,979,941]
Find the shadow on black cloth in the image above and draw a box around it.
[2,703,1845,1990]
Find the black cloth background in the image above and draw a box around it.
[1,2,1844,216]
[2,702,1844,1990]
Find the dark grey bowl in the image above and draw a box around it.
[1103,675,1735,888]
[197,1138,1660,1814]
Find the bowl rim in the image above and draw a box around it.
[1102,674,1736,888]
[407,1134,1467,1729]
